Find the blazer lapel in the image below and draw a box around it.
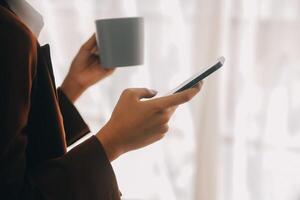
[39,44,58,98]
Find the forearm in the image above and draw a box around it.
[96,122,124,162]
[60,75,87,103]
[25,136,120,199]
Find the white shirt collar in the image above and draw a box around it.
[7,0,44,37]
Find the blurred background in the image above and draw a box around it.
[27,0,300,199]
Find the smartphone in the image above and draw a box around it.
[167,56,225,95]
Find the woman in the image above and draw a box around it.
[0,0,202,199]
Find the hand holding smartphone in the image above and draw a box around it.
[166,56,225,95]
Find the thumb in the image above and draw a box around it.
[81,34,97,51]
[129,88,158,99]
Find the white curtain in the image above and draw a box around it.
[27,0,300,200]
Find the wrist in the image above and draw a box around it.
[96,122,124,162]
[61,75,87,103]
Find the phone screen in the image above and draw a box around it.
[168,56,225,94]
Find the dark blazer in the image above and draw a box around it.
[0,2,120,199]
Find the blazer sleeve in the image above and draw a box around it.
[57,88,90,146]
[0,9,120,200]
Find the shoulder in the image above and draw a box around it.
[0,5,37,51]
[0,5,38,72]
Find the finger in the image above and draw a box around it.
[125,88,158,100]
[101,68,115,76]
[81,33,97,51]
[191,81,203,90]
[152,124,169,135]
[148,81,203,109]
[89,56,116,76]
[168,106,178,116]
[104,68,115,74]
[90,59,116,75]
[156,106,176,117]
[91,46,99,54]
[90,54,100,62]
[154,106,178,123]
[156,110,173,124]
[144,131,166,146]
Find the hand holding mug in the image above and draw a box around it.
[61,34,115,102]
